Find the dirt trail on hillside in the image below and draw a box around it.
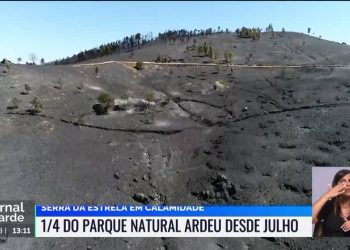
[72,60,350,69]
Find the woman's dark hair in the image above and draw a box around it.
[332,169,350,216]
[332,169,350,187]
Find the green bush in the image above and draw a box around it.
[95,66,99,75]
[134,61,144,70]
[236,27,261,40]
[155,54,172,63]
[30,97,43,113]
[224,50,233,63]
[25,84,31,93]
[144,92,155,103]
[54,78,63,90]
[98,92,114,114]
[7,97,21,110]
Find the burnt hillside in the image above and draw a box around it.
[1,31,350,249]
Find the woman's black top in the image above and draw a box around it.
[317,199,350,237]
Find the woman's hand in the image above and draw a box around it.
[313,182,346,224]
[323,183,346,200]
[341,218,350,232]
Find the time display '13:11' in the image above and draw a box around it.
[12,227,31,234]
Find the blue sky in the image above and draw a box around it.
[0,1,349,63]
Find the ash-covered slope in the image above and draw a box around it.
[1,32,350,249]
[85,32,350,65]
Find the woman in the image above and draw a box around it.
[313,169,350,237]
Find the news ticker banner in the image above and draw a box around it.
[0,201,312,237]
[35,205,312,237]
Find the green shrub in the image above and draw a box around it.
[134,61,144,70]
[224,50,233,63]
[98,92,114,114]
[7,97,21,110]
[144,92,155,103]
[95,66,99,75]
[237,27,261,40]
[1,59,11,73]
[214,49,219,59]
[155,54,172,63]
[54,78,63,90]
[30,97,43,113]
[197,45,203,55]
[25,84,31,93]
[208,46,214,59]
[98,92,114,105]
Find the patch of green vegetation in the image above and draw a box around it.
[134,61,144,70]
[55,78,63,90]
[144,92,155,103]
[30,97,43,113]
[236,27,261,40]
[197,43,219,59]
[24,84,31,94]
[224,50,233,63]
[2,59,11,73]
[98,92,114,106]
[98,92,114,114]
[7,97,21,110]
[155,54,172,63]
[95,66,100,75]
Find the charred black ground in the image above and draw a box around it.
[1,31,350,249]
